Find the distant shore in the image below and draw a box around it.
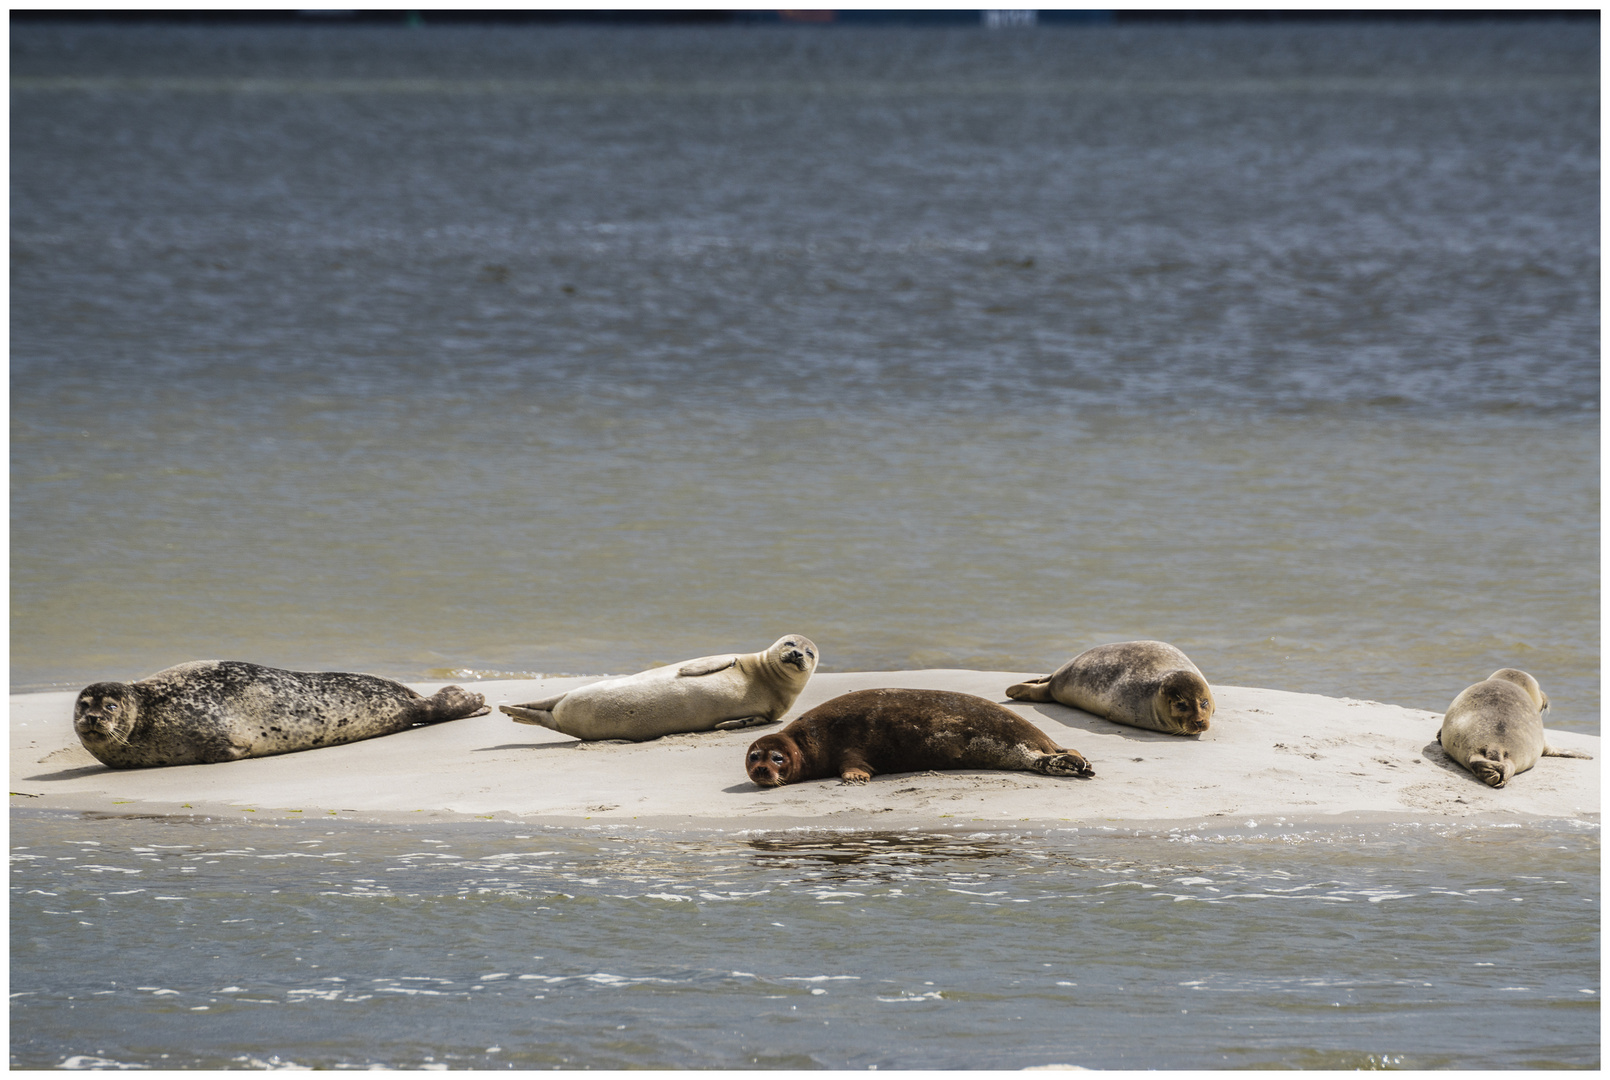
[10,670,1599,829]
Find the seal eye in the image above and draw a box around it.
[770,753,785,766]
[105,702,119,713]
[748,751,761,762]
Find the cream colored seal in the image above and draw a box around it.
[500,635,818,742]
[1437,668,1592,787]
[1005,640,1214,736]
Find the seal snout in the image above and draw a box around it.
[75,715,113,740]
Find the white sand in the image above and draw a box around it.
[10,670,1599,829]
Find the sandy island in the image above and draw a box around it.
[10,670,1599,830]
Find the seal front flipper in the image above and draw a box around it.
[501,704,560,730]
[1004,676,1053,703]
[712,715,773,731]
[678,655,738,678]
[837,750,874,785]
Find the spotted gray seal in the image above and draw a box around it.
[1437,668,1592,788]
[1005,640,1215,736]
[72,660,489,769]
[500,635,818,742]
[745,687,1094,787]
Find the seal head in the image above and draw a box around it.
[774,636,817,675]
[1159,669,1215,735]
[74,681,139,753]
[746,732,806,787]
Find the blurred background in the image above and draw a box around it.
[10,11,1599,730]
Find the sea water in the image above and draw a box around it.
[9,811,1600,1070]
[9,17,1599,1070]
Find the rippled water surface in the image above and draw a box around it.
[9,812,1600,1070]
[8,20,1601,1070]
[9,19,1599,728]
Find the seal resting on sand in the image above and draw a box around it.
[501,635,817,742]
[73,660,488,769]
[1437,668,1592,788]
[1005,640,1214,736]
[745,687,1094,787]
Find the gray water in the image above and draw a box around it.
[9,19,1599,728]
[9,19,1601,1070]
[9,811,1601,1070]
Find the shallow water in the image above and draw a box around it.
[9,20,1599,730]
[9,811,1599,1070]
[8,22,1601,1069]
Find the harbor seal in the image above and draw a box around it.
[73,660,489,769]
[500,635,818,742]
[1437,668,1592,788]
[1005,640,1214,736]
[745,687,1094,787]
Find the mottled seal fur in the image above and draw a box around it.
[745,687,1094,787]
[73,660,489,769]
[500,635,818,742]
[1437,668,1591,788]
[1005,640,1214,736]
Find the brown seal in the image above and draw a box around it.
[73,660,489,769]
[1437,668,1592,788]
[1005,640,1214,736]
[744,687,1094,787]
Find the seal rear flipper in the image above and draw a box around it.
[420,686,487,723]
[500,704,559,730]
[1034,751,1094,778]
[1468,752,1514,788]
[1543,745,1593,759]
[1004,676,1053,703]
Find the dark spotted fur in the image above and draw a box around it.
[745,688,1094,787]
[73,660,487,769]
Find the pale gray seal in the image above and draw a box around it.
[1437,668,1592,787]
[73,660,489,769]
[746,688,1094,787]
[1005,640,1215,736]
[500,635,818,742]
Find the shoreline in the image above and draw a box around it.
[11,669,1599,830]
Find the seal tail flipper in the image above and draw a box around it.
[1005,676,1054,703]
[1543,745,1594,760]
[500,704,560,730]
[1468,751,1514,788]
[1033,751,1094,778]
[421,685,488,723]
